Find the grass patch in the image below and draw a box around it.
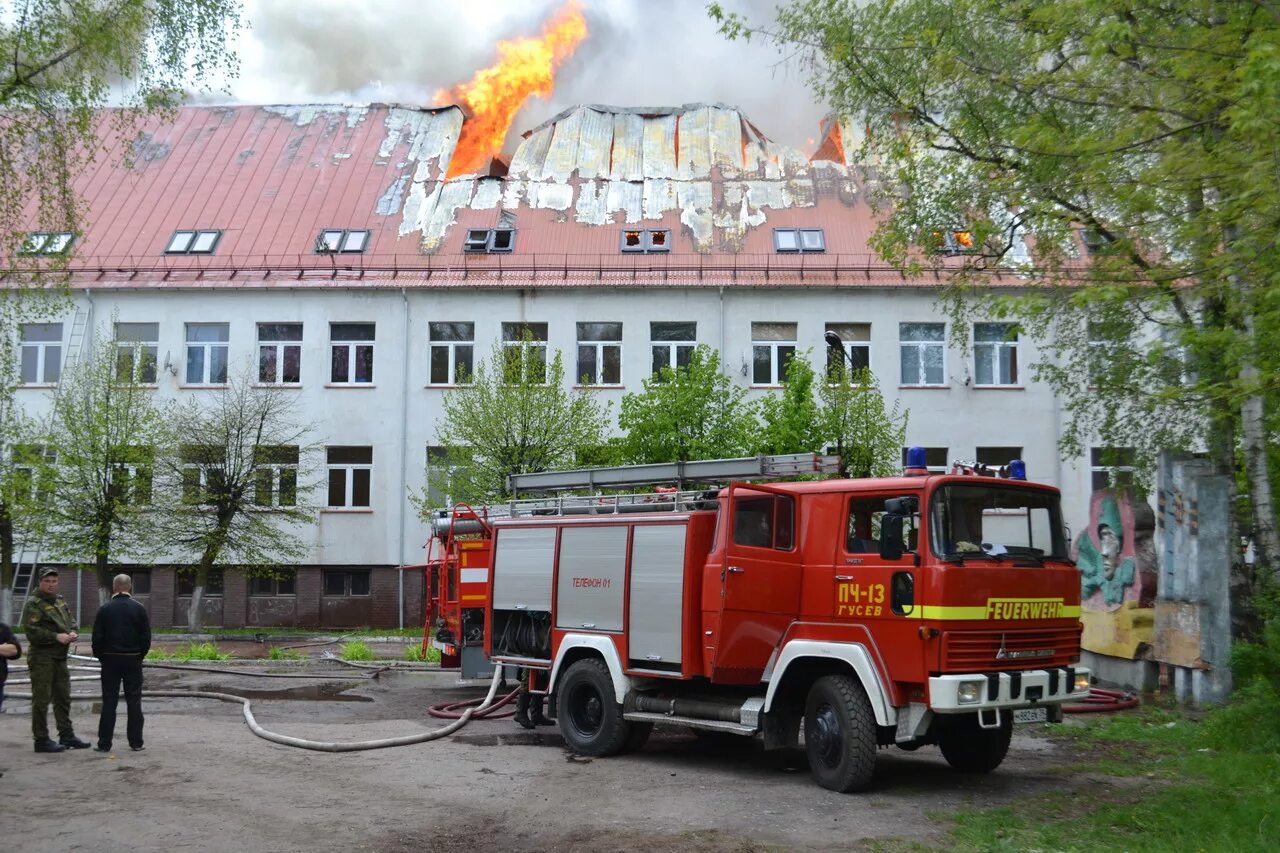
[339,640,376,661]
[171,641,233,661]
[268,646,306,661]
[402,644,441,663]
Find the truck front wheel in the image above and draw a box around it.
[938,711,1012,773]
[803,674,877,792]
[557,658,632,757]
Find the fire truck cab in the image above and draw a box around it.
[457,452,1089,792]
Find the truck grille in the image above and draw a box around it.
[942,626,1081,671]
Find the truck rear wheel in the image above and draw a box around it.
[938,711,1012,773]
[803,674,877,792]
[557,658,632,757]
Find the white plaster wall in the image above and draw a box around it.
[15,283,1098,568]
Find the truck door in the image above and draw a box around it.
[836,494,925,685]
[711,485,802,684]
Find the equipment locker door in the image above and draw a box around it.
[711,485,802,684]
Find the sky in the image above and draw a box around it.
[208,0,829,152]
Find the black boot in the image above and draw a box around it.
[514,692,534,729]
[529,697,553,727]
[34,738,65,754]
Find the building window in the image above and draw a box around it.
[428,322,474,385]
[752,322,797,385]
[620,229,670,253]
[12,444,55,504]
[899,323,945,386]
[902,446,949,473]
[773,228,825,253]
[185,323,230,385]
[1079,228,1112,255]
[327,446,372,508]
[324,570,371,596]
[177,570,224,596]
[330,323,374,384]
[110,447,154,506]
[426,446,466,508]
[932,229,977,254]
[20,323,62,384]
[180,445,224,505]
[650,321,696,377]
[976,446,1024,470]
[20,231,75,256]
[501,322,548,384]
[249,573,296,596]
[1090,447,1137,492]
[255,446,299,508]
[576,322,622,386]
[973,322,1019,387]
[165,230,222,255]
[258,323,302,385]
[129,571,152,596]
[824,323,870,379]
[464,228,515,253]
[114,322,159,384]
[315,229,370,254]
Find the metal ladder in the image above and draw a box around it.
[506,452,843,495]
[9,305,92,611]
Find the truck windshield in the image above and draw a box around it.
[930,483,1068,562]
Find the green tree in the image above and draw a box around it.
[619,345,759,464]
[711,0,1280,579]
[758,350,823,455]
[822,364,909,479]
[152,369,319,632]
[425,340,611,504]
[1,0,242,268]
[42,330,167,604]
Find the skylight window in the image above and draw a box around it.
[315,229,371,254]
[20,232,75,256]
[621,229,671,253]
[464,228,516,253]
[774,228,825,253]
[166,230,222,255]
[932,229,977,254]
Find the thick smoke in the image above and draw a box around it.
[215,0,828,151]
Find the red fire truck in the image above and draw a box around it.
[426,450,1090,792]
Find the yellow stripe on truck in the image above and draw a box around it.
[903,599,1081,620]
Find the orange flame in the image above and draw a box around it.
[435,1,588,178]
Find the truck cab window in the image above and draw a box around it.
[733,495,794,550]
[931,484,1067,560]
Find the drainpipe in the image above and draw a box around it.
[77,288,96,626]
[397,288,411,629]
[718,285,726,377]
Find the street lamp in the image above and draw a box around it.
[824,331,850,478]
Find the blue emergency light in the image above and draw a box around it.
[1008,459,1027,480]
[904,446,928,475]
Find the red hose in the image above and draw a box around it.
[428,687,520,720]
[1063,686,1140,713]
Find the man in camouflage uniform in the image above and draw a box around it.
[23,568,91,752]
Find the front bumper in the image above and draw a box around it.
[929,666,1090,714]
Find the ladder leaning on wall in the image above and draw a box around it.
[9,306,91,615]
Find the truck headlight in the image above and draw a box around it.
[1073,672,1091,693]
[957,680,984,704]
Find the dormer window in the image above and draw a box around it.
[166,230,222,255]
[315,229,370,254]
[464,228,515,253]
[774,228,825,253]
[1079,228,1112,255]
[20,232,75,255]
[621,229,670,253]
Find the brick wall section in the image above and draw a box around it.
[370,567,401,628]
[223,572,247,629]
[150,568,175,627]
[295,567,322,626]
[403,567,424,627]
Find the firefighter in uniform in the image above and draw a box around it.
[23,568,91,752]
[513,666,552,729]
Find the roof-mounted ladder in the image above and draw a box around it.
[506,452,842,495]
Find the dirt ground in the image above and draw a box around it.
[0,648,1100,853]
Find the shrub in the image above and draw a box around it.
[339,640,376,661]
[402,644,440,663]
[268,646,305,661]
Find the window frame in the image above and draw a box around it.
[248,573,296,596]
[329,322,375,385]
[184,322,230,386]
[177,569,224,596]
[113,322,160,385]
[772,228,826,253]
[899,322,947,387]
[257,323,303,385]
[165,229,222,255]
[576,322,623,386]
[315,229,371,254]
[254,445,300,509]
[751,322,798,386]
[1090,447,1137,492]
[650,321,696,378]
[620,228,671,254]
[500,322,549,385]
[19,231,75,256]
[463,228,516,254]
[326,446,373,509]
[972,322,1020,387]
[110,447,155,507]
[323,570,371,597]
[824,322,871,381]
[901,446,949,474]
[428,322,475,386]
[19,322,63,385]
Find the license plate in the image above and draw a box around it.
[1013,707,1048,724]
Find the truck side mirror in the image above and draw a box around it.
[880,514,904,561]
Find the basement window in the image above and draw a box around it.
[620,229,671,253]
[774,228,825,253]
[464,228,516,253]
[20,231,75,256]
[315,229,370,254]
[166,230,222,255]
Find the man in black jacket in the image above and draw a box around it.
[92,573,151,753]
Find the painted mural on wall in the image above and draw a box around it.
[1075,491,1158,611]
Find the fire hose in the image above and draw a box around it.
[5,658,509,752]
[1063,686,1140,713]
